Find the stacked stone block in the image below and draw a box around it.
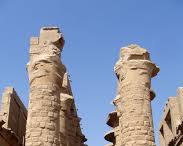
[105,45,159,146]
[59,72,87,146]
[159,88,183,146]
[0,87,27,146]
[26,27,64,146]
[25,27,86,146]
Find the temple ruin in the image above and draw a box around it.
[0,87,27,146]
[159,88,183,146]
[0,27,183,146]
[0,27,87,146]
[105,45,159,146]
[25,27,86,146]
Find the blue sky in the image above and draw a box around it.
[0,0,183,145]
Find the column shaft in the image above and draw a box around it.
[25,27,64,146]
[114,45,159,146]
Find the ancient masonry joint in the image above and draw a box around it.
[25,27,87,146]
[105,44,159,146]
[0,27,87,146]
[2,27,183,146]
[159,88,183,146]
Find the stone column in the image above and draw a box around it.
[114,45,159,146]
[25,27,65,146]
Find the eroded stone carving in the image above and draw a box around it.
[159,88,183,146]
[25,27,86,146]
[105,45,159,146]
[0,87,27,146]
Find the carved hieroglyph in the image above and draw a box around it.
[105,45,159,146]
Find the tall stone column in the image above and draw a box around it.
[25,27,65,146]
[114,45,159,146]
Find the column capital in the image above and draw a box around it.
[114,44,159,78]
[30,27,65,53]
[40,27,65,48]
